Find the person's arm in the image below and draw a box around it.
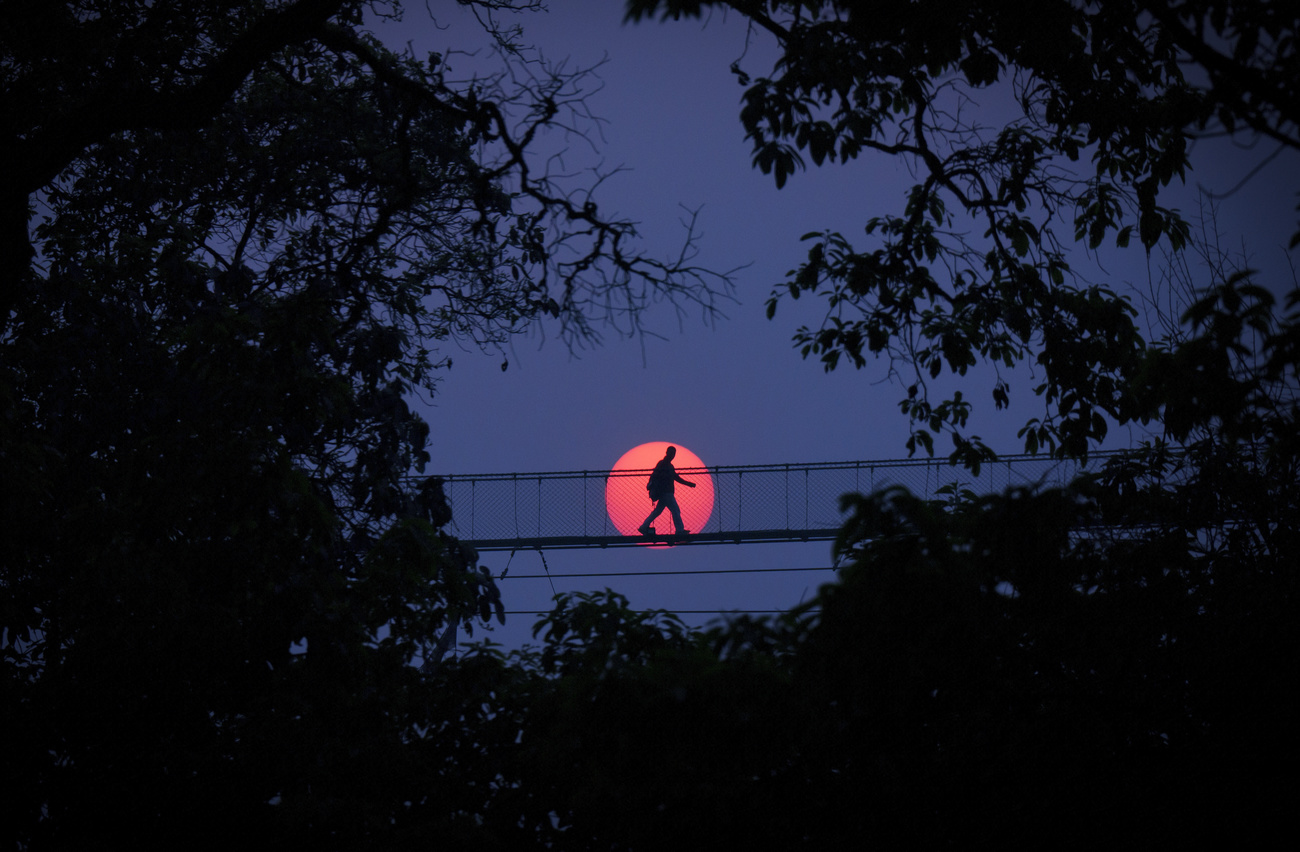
[674,472,696,487]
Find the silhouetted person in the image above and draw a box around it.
[639,445,696,536]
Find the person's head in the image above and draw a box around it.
[665,446,676,460]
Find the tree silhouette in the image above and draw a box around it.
[4,2,1296,847]
[0,2,728,845]
[629,0,1300,463]
[466,3,1300,847]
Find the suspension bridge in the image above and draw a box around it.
[439,452,1121,552]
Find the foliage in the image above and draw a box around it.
[479,453,1295,847]
[4,1,1298,847]
[513,3,1298,845]
[628,0,1300,462]
[490,257,1300,842]
[0,1,728,846]
[430,3,1300,846]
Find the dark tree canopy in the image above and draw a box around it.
[629,0,1300,462]
[0,1,728,845]
[478,217,1300,850]
[3,1,1298,848]
[456,2,1297,846]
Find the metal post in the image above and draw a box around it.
[737,470,743,532]
[714,467,722,534]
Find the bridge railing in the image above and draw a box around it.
[438,452,1124,549]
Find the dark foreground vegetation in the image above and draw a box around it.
[3,1,1296,847]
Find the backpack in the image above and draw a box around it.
[647,464,672,502]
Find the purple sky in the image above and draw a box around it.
[374,3,1300,651]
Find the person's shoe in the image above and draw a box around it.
[674,529,690,536]
[637,524,653,536]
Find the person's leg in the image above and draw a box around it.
[639,501,665,534]
[666,495,686,534]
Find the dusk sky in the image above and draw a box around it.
[374,2,1300,650]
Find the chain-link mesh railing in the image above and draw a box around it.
[437,452,1126,550]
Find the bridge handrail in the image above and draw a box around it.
[435,449,1137,484]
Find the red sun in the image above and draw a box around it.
[606,442,715,541]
